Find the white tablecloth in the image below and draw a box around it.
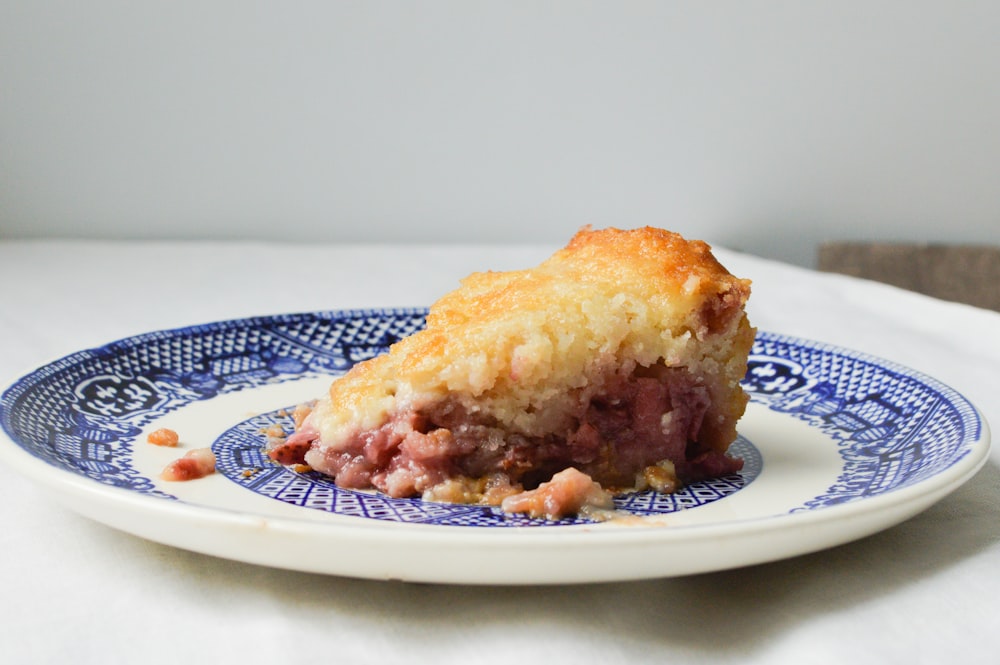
[1,239,997,664]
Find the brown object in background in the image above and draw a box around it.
[818,242,1000,312]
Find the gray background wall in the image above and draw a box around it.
[2,1,998,267]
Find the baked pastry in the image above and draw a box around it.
[271,226,754,518]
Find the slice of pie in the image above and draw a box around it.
[271,226,755,519]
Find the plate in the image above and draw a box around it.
[0,310,990,584]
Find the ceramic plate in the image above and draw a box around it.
[0,310,990,584]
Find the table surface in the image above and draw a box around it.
[1,239,997,664]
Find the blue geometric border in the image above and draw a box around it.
[743,334,982,509]
[0,310,426,496]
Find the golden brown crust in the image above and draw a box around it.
[428,226,748,334]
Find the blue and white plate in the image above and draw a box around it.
[0,310,990,584]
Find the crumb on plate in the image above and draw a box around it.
[147,427,179,447]
[160,448,216,481]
